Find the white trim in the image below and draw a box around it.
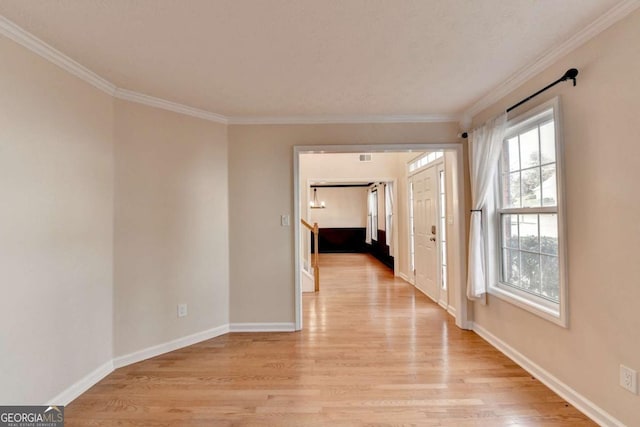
[397,272,413,284]
[112,324,230,369]
[227,114,459,125]
[229,322,296,332]
[0,16,116,95]
[47,360,114,406]
[47,322,299,405]
[447,305,457,318]
[473,323,626,427]
[114,88,228,124]
[463,0,640,119]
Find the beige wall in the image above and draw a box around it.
[0,36,114,403]
[228,122,458,323]
[470,9,640,425]
[308,187,368,228]
[113,100,229,357]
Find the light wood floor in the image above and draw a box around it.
[67,253,595,426]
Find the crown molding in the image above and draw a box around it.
[0,14,228,123]
[114,88,228,124]
[0,15,117,95]
[227,113,460,125]
[0,13,450,127]
[463,0,640,120]
[4,1,638,128]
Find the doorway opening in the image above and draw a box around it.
[294,144,470,331]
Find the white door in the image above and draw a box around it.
[412,165,438,301]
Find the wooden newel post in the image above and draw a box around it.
[313,222,320,292]
[301,218,320,292]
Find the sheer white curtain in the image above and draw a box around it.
[467,113,508,299]
[365,189,372,244]
[385,183,394,256]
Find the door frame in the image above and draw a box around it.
[436,161,449,310]
[293,143,470,331]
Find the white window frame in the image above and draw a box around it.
[487,97,569,327]
[408,151,443,174]
[370,189,378,241]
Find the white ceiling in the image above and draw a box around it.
[0,0,630,121]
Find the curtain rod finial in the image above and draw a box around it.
[562,68,579,86]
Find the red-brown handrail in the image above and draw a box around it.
[301,219,320,292]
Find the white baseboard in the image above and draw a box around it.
[397,272,413,284]
[447,305,457,318]
[113,324,230,369]
[47,360,114,406]
[46,322,301,406]
[472,323,625,427]
[229,322,296,332]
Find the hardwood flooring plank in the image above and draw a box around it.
[66,253,595,426]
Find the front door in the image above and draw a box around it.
[412,165,438,301]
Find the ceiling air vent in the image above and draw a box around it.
[359,153,372,162]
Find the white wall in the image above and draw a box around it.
[0,36,114,404]
[470,9,640,425]
[113,99,229,358]
[309,187,367,228]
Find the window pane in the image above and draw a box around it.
[503,172,521,208]
[442,265,448,289]
[540,214,558,255]
[520,128,540,168]
[519,214,539,252]
[502,214,519,249]
[541,164,557,207]
[520,252,541,294]
[540,120,556,164]
[541,255,560,302]
[503,249,520,286]
[522,168,541,207]
[503,137,520,172]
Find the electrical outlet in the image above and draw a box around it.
[620,365,638,394]
[177,303,188,318]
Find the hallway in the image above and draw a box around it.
[66,253,594,426]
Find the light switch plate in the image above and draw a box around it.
[281,215,290,227]
[177,303,188,318]
[620,365,638,394]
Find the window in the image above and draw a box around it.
[439,169,447,291]
[408,181,415,274]
[370,189,378,241]
[489,98,567,326]
[408,151,443,173]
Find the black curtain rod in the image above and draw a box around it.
[311,183,373,188]
[460,68,578,138]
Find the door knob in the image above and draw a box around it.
[430,237,436,242]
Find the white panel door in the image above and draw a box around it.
[412,165,438,301]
